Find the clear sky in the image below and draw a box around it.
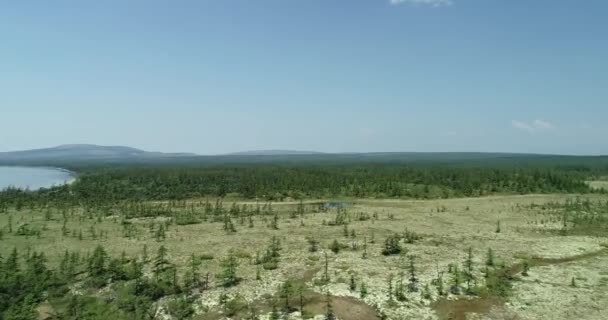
[1,0,607,155]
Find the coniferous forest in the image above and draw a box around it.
[1,159,607,206]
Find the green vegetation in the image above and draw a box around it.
[1,159,607,320]
[2,161,604,207]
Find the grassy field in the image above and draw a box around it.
[1,194,607,320]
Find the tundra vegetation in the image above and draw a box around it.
[1,162,608,320]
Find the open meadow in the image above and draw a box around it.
[2,192,607,320]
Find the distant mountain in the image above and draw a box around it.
[0,144,196,163]
[226,150,325,156]
[1,145,603,167]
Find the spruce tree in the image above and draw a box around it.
[329,239,341,254]
[325,292,335,320]
[59,250,70,280]
[298,285,305,313]
[360,281,368,298]
[154,245,170,278]
[297,200,305,219]
[395,273,406,301]
[387,274,394,301]
[522,260,530,276]
[450,265,462,295]
[88,245,108,277]
[219,292,229,315]
[280,279,294,311]
[463,247,476,294]
[323,252,330,283]
[436,273,445,296]
[308,237,319,252]
[408,255,419,292]
[142,244,149,263]
[271,214,279,230]
[6,247,19,272]
[382,234,402,256]
[184,253,201,289]
[485,248,494,266]
[422,283,432,300]
[219,250,239,287]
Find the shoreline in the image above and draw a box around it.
[0,165,77,191]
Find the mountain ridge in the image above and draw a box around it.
[1,144,605,167]
[0,144,196,162]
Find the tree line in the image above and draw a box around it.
[1,162,603,206]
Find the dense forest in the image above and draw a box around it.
[1,159,607,206]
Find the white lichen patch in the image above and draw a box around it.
[508,254,608,320]
[518,236,605,259]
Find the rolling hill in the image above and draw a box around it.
[0,144,195,163]
[1,145,606,168]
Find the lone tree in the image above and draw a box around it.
[450,265,463,295]
[279,279,294,312]
[183,253,201,290]
[297,200,305,219]
[142,244,149,263]
[382,234,402,256]
[325,292,336,320]
[270,214,279,230]
[360,281,368,298]
[485,248,494,266]
[386,274,395,301]
[407,255,419,292]
[329,239,342,254]
[308,237,319,252]
[435,272,445,296]
[268,236,282,258]
[395,272,406,301]
[298,285,305,313]
[223,215,236,233]
[153,245,170,279]
[522,260,530,276]
[322,252,330,283]
[463,247,476,294]
[219,250,240,287]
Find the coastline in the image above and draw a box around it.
[0,165,77,190]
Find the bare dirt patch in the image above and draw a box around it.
[432,297,506,320]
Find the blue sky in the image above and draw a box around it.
[1,0,607,155]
